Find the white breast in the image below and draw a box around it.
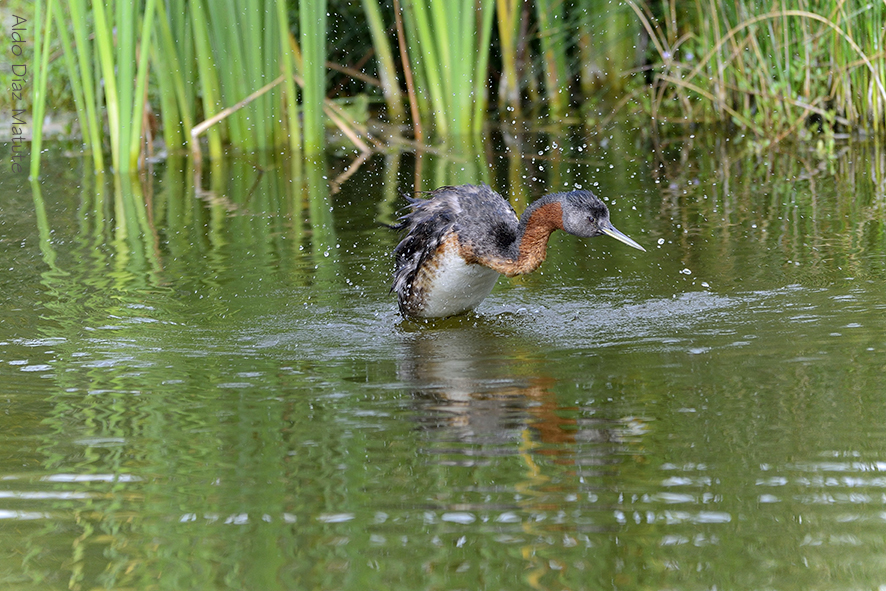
[415,247,500,318]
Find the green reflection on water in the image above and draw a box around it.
[0,134,885,590]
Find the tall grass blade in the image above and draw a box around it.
[169,0,198,118]
[154,0,195,149]
[52,0,104,170]
[361,0,406,124]
[276,0,302,154]
[263,0,279,148]
[190,0,225,160]
[472,0,496,133]
[301,0,328,153]
[495,0,522,115]
[249,0,270,149]
[128,0,158,169]
[29,0,53,178]
[534,0,569,118]
[151,42,184,150]
[67,0,105,169]
[91,0,122,170]
[207,0,248,148]
[392,0,424,140]
[404,0,447,134]
[603,1,640,92]
[402,0,496,137]
[115,0,139,171]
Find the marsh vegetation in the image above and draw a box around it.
[7,0,884,176]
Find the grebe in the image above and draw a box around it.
[392,184,645,318]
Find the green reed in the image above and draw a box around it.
[25,0,886,176]
[495,0,522,116]
[401,0,495,137]
[568,0,642,101]
[276,0,302,154]
[54,0,104,171]
[534,0,568,118]
[29,0,309,174]
[187,0,225,160]
[28,0,52,178]
[361,0,406,124]
[300,0,327,153]
[152,0,193,151]
[31,0,157,172]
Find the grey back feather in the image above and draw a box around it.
[391,184,519,304]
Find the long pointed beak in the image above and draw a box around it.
[600,221,646,252]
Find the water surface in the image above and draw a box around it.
[1,134,885,590]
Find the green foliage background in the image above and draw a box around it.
[6,0,886,173]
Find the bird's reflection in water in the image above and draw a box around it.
[397,319,634,465]
[397,319,650,583]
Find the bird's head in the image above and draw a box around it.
[558,190,646,251]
